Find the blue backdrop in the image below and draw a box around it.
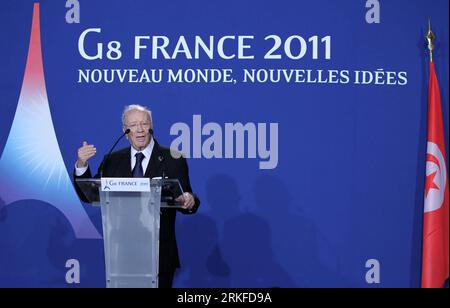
[0,0,448,288]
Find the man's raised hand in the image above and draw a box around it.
[77,141,96,168]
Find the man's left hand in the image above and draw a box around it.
[175,192,195,211]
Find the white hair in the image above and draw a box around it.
[122,104,153,127]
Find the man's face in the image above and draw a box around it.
[124,110,152,151]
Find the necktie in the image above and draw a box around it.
[132,152,145,178]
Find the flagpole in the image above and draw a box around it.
[426,19,435,62]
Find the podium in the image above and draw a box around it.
[75,177,183,288]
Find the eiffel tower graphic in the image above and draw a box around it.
[0,3,101,239]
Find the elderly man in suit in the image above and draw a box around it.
[74,104,200,288]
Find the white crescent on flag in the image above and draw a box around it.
[424,142,447,213]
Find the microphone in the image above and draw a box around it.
[99,129,131,178]
[149,128,166,179]
[159,154,167,179]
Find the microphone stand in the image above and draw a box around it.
[99,129,131,178]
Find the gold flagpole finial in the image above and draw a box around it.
[426,19,435,62]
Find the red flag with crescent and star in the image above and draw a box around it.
[421,61,449,288]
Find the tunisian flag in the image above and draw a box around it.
[422,62,449,288]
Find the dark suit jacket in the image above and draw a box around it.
[74,139,200,272]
